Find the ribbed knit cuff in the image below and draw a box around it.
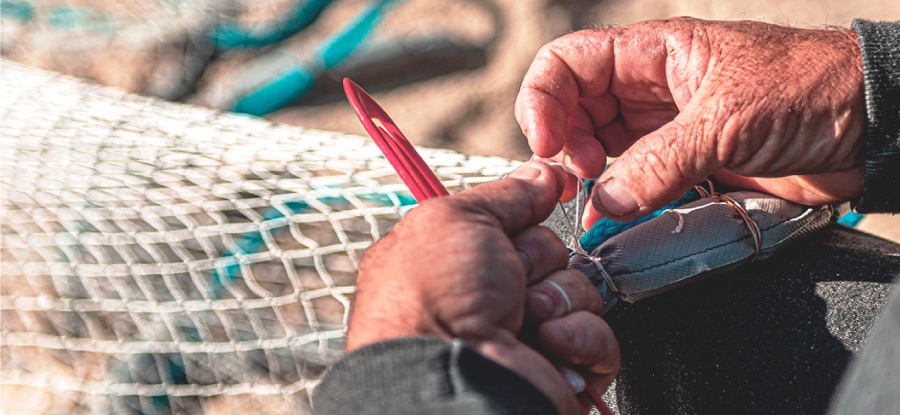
[851,19,900,213]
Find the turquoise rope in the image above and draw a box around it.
[0,0,34,23]
[210,0,332,50]
[232,0,397,116]
[580,187,702,252]
[837,210,865,227]
[2,0,327,46]
[1,0,331,52]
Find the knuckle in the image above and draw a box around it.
[517,226,566,256]
[441,195,503,229]
[398,199,437,225]
[399,198,472,232]
[701,95,766,171]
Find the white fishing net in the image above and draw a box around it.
[0,60,520,414]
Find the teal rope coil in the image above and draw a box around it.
[210,0,333,50]
[232,0,398,116]
[579,184,702,252]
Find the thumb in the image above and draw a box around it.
[583,114,719,227]
[454,161,567,233]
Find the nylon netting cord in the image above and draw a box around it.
[0,60,521,414]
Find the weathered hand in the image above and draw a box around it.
[515,17,865,228]
[347,161,619,414]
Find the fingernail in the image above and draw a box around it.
[593,179,639,217]
[559,366,586,393]
[509,163,542,180]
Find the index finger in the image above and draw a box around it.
[514,30,618,159]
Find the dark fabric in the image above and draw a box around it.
[852,19,900,213]
[828,280,900,415]
[312,337,558,415]
[604,224,900,414]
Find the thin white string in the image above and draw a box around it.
[546,162,619,295]
[545,162,586,253]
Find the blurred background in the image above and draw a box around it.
[2,0,899,237]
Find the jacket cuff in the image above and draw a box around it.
[851,19,900,213]
[312,337,558,415]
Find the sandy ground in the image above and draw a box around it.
[3,0,898,240]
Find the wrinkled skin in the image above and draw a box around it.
[347,162,619,414]
[515,17,865,228]
[343,17,866,414]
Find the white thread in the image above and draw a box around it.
[547,161,619,294]
[669,210,685,234]
[546,162,584,250]
[592,256,619,295]
[545,280,573,314]
[556,199,582,253]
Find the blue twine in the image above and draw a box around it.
[210,0,333,50]
[836,210,865,227]
[579,187,702,252]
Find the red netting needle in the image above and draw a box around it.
[344,78,449,202]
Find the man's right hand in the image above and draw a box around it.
[515,17,866,229]
[347,161,618,415]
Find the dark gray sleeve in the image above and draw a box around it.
[827,279,900,415]
[851,19,900,213]
[312,337,558,415]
